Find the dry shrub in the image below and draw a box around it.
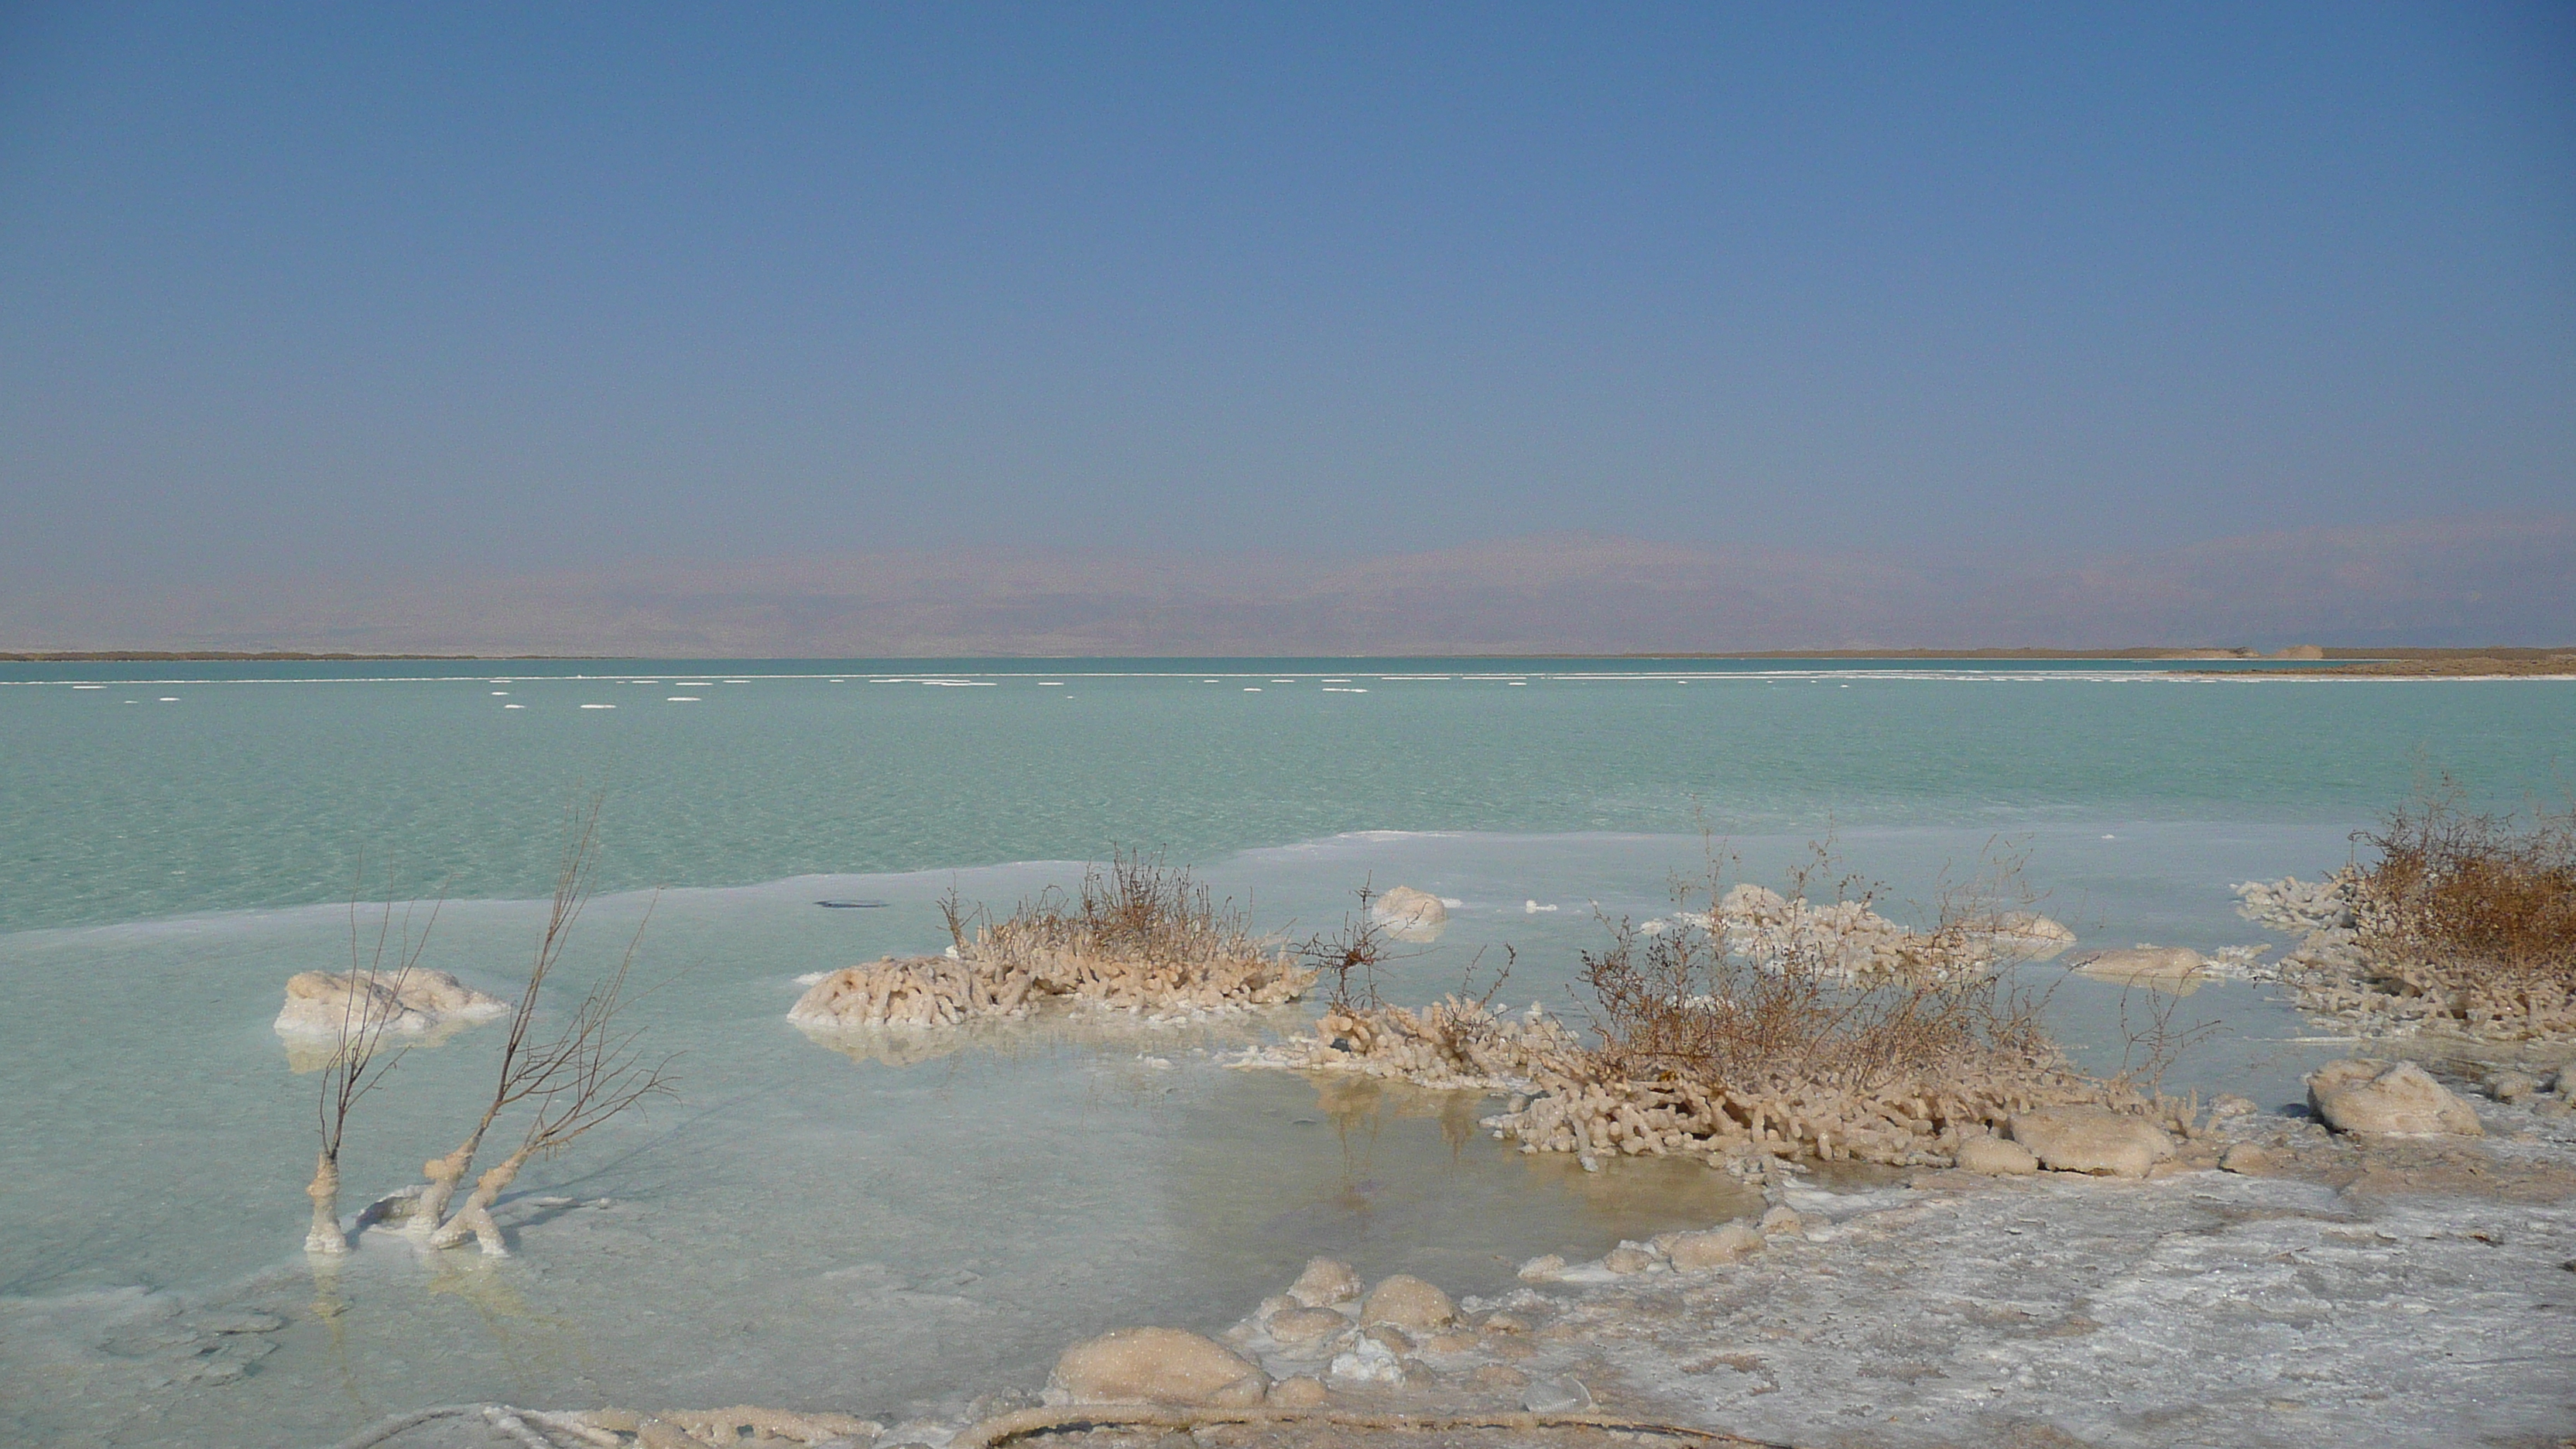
[1294,847,2165,1171]
[792,850,1314,1031]
[2345,786,2576,1036]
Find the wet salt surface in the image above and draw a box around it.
[0,825,2394,1445]
[1547,1161,2576,1448]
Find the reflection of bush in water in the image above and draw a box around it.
[792,1005,1306,1070]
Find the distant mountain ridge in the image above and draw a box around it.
[5,513,2569,656]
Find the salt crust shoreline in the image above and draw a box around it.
[235,1072,2574,1449]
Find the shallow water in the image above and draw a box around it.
[0,659,2567,1445]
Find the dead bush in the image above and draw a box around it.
[795,849,1314,1030]
[2348,785,2576,1035]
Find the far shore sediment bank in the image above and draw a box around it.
[6,646,2570,666]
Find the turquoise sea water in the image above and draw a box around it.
[1,658,2567,1446]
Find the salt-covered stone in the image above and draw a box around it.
[1286,1256,1363,1308]
[2307,1060,2484,1136]
[1478,1311,1529,1334]
[1516,1253,1567,1282]
[1601,1244,1656,1274]
[1660,1223,1762,1269]
[1266,1375,1328,1407]
[2073,946,2205,985]
[1045,1327,1269,1406]
[1954,1136,2039,1175]
[1360,1274,1454,1330]
[2489,1071,2538,1104]
[274,968,509,1039]
[1372,886,1449,941]
[1265,1307,1347,1345]
[1995,913,2078,957]
[2009,1107,2176,1178]
[2208,1094,2258,1119]
[1758,1205,1805,1238]
[2219,1142,2276,1174]
[1327,1332,1406,1386]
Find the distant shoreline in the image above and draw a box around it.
[3,646,2569,666]
[10,642,2565,665]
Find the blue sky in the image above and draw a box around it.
[2,3,2570,614]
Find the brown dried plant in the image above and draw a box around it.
[399,795,676,1255]
[2349,781,2576,1032]
[1582,842,2063,1097]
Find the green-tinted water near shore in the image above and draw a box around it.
[0,659,2565,1445]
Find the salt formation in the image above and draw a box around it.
[2070,945,2206,988]
[1265,994,2170,1173]
[789,942,1313,1031]
[1370,885,1450,941]
[2242,872,2576,1041]
[792,857,1318,1033]
[1710,884,2069,983]
[2306,1058,2485,1136]
[273,968,508,1040]
[1046,1327,1272,1408]
[2006,1105,2177,1177]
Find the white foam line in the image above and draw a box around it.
[580,703,615,709]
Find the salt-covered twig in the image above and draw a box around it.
[306,875,441,1255]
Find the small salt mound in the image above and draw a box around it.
[504,704,524,709]
[580,704,615,710]
[1523,900,1558,913]
[71,684,102,690]
[1371,886,1448,941]
[666,697,701,702]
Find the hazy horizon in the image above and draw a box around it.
[4,5,2569,646]
[6,512,2567,656]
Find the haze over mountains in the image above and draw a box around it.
[7,512,2567,657]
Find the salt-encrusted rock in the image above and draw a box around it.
[1995,912,2078,957]
[1478,1312,1529,1334]
[1660,1223,1763,1269]
[1327,1332,1406,1386]
[1954,1136,2039,1175]
[1266,1307,1348,1345]
[1266,1375,1328,1407]
[1045,1327,1269,1407]
[275,968,509,1038]
[1286,1256,1363,1308]
[2219,1142,2276,1174]
[1601,1244,1656,1275]
[2489,1071,2538,1104]
[1372,886,1449,941]
[2208,1094,2258,1119]
[1758,1205,1806,1239]
[2009,1107,2176,1177]
[1516,1254,1567,1282]
[1523,1376,1593,1413]
[2307,1060,2484,1136]
[1360,1274,1454,1331]
[2073,946,2205,985]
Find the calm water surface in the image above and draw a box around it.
[1,658,2566,1445]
